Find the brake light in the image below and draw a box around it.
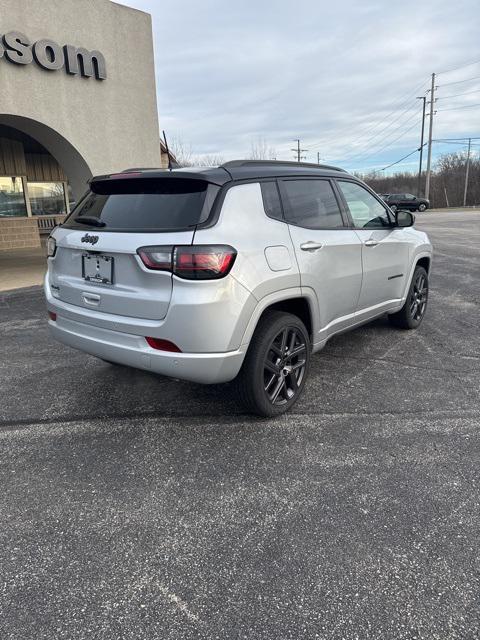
[138,245,236,280]
[174,246,236,279]
[145,337,181,352]
[48,311,57,321]
[108,172,143,179]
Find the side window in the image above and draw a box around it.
[337,181,391,229]
[261,181,283,221]
[281,179,344,229]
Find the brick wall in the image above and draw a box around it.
[0,218,41,250]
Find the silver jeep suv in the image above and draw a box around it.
[45,160,432,416]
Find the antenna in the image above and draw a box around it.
[162,130,173,171]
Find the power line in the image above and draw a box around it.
[345,109,420,161]
[343,79,427,145]
[345,102,421,158]
[345,114,422,163]
[377,137,480,173]
[436,88,480,100]
[303,69,478,166]
[434,137,480,141]
[316,71,480,172]
[308,78,428,151]
[437,75,480,87]
[380,144,427,171]
[433,139,480,146]
[437,103,480,112]
[437,58,480,75]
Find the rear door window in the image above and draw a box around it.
[280,179,345,229]
[63,178,219,232]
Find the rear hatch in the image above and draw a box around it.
[49,174,219,320]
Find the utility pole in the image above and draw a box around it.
[416,96,426,196]
[463,138,472,207]
[444,186,449,207]
[291,139,307,162]
[424,73,436,201]
[317,152,321,165]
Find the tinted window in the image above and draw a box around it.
[63,178,219,231]
[261,181,283,220]
[337,181,391,229]
[281,179,344,229]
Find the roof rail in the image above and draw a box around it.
[221,159,346,172]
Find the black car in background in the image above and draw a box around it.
[383,193,429,212]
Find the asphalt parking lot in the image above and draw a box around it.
[1,210,479,639]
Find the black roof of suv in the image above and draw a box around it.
[91,160,349,188]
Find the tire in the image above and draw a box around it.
[390,204,398,213]
[388,266,428,329]
[418,203,427,212]
[236,310,311,417]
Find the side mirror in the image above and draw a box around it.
[395,209,415,227]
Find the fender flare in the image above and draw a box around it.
[240,287,319,347]
[401,251,432,302]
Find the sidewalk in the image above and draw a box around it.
[0,245,47,292]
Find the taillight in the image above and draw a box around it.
[138,245,236,280]
[48,311,57,321]
[138,246,173,270]
[174,246,236,279]
[145,337,181,352]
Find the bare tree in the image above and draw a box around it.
[249,137,276,160]
[169,136,194,167]
[360,150,480,208]
[194,154,225,167]
[168,136,225,167]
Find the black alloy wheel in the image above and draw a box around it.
[389,265,429,329]
[237,310,311,417]
[263,325,307,406]
[409,269,428,322]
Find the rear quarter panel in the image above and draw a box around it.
[193,182,300,300]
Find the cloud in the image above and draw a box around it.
[124,0,479,170]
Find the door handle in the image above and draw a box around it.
[300,241,323,252]
[364,239,378,247]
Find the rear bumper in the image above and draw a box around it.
[48,315,247,384]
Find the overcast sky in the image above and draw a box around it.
[125,0,479,173]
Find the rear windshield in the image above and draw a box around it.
[63,178,219,232]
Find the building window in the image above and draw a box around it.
[28,182,67,216]
[0,176,27,217]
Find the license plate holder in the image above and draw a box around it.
[82,254,114,285]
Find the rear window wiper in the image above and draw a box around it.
[75,216,106,227]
